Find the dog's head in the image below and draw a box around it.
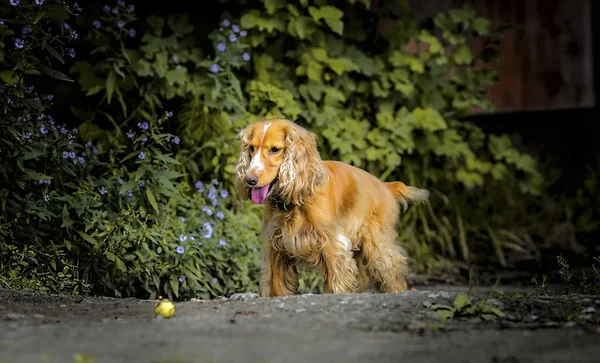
[235,118,327,206]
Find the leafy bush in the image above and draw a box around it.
[0,0,262,300]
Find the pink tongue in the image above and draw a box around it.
[251,184,270,204]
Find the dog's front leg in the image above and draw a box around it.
[323,234,360,294]
[259,242,298,297]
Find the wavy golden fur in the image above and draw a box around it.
[235,118,430,297]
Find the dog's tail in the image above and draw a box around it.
[385,181,430,212]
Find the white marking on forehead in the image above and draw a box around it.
[249,122,271,171]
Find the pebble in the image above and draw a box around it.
[229,292,258,302]
[295,309,306,313]
[581,307,596,314]
[6,313,27,321]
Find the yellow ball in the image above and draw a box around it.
[154,299,175,319]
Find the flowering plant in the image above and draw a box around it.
[0,1,263,299]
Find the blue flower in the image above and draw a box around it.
[99,186,108,195]
[165,111,173,118]
[210,64,220,73]
[102,5,111,12]
[216,211,224,220]
[68,48,75,58]
[78,156,85,164]
[202,206,213,216]
[212,277,218,283]
[138,121,149,130]
[127,4,135,13]
[220,189,229,198]
[142,137,148,143]
[138,182,145,188]
[117,0,125,6]
[35,0,44,5]
[117,177,124,185]
[208,186,217,198]
[73,2,82,12]
[176,245,185,254]
[232,25,240,33]
[22,27,32,35]
[178,216,185,222]
[69,31,78,40]
[68,152,76,159]
[211,179,219,185]
[171,136,180,145]
[179,234,187,242]
[111,7,119,14]
[253,248,258,253]
[14,39,25,49]
[178,276,185,283]
[189,236,195,241]
[138,152,145,160]
[242,52,251,62]
[117,21,125,28]
[216,42,226,52]
[240,30,247,37]
[171,55,179,63]
[128,29,136,37]
[9,0,20,6]
[43,194,50,202]
[92,20,101,29]
[229,34,237,42]
[24,132,31,139]
[218,238,227,247]
[195,181,204,192]
[202,222,213,239]
[126,130,134,138]
[222,19,230,27]
[39,124,48,134]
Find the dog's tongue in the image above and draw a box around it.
[251,184,270,204]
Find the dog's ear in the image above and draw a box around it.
[235,124,254,200]
[277,122,327,205]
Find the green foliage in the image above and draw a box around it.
[430,292,505,321]
[0,1,262,300]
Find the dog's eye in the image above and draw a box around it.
[270,146,280,153]
[249,145,255,153]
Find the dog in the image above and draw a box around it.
[235,118,430,297]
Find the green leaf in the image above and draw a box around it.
[309,5,344,22]
[410,107,447,131]
[325,19,344,35]
[168,14,194,35]
[472,18,491,35]
[146,188,160,214]
[39,66,73,82]
[33,11,46,24]
[453,293,471,310]
[85,85,104,96]
[263,0,286,15]
[23,99,44,111]
[77,231,97,246]
[114,258,127,273]
[45,45,65,64]
[146,15,165,35]
[434,309,455,320]
[481,47,502,64]
[106,71,116,105]
[105,251,116,261]
[453,44,472,65]
[170,274,180,298]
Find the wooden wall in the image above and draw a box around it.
[407,0,595,113]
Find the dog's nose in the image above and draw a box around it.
[246,175,258,186]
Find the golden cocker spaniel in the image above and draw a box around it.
[235,118,430,297]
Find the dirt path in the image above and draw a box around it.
[1,285,599,363]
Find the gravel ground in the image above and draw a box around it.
[1,284,599,363]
